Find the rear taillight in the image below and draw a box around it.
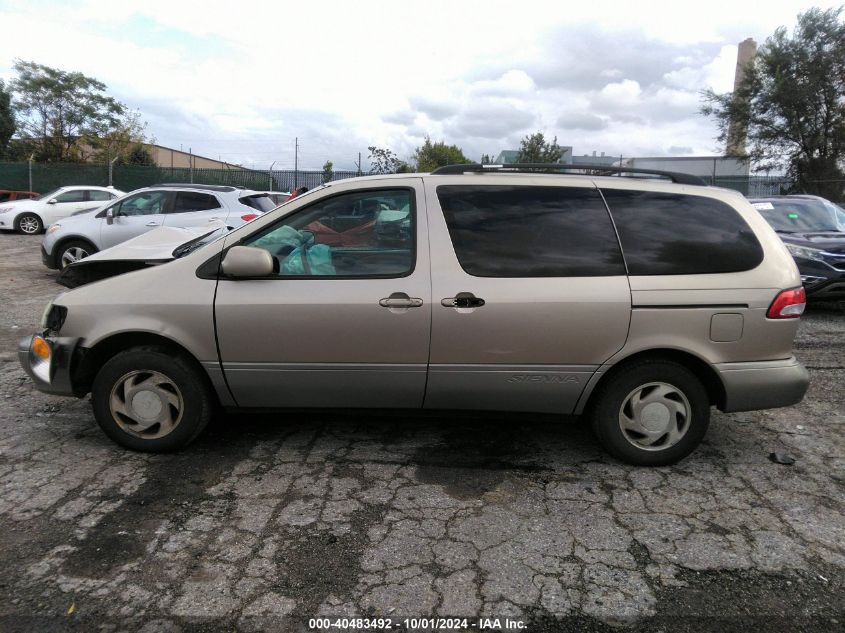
[241,214,258,222]
[767,287,806,319]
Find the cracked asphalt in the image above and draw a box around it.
[0,230,843,632]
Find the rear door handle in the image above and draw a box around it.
[441,292,485,308]
[379,292,423,308]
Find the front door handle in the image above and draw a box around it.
[145,221,161,227]
[379,292,423,308]
[441,292,485,308]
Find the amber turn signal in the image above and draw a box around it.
[32,336,51,360]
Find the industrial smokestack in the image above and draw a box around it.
[726,37,757,157]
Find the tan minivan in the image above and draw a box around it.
[19,165,810,465]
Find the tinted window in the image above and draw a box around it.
[88,190,113,201]
[171,192,221,213]
[242,189,413,277]
[55,190,86,203]
[436,185,625,277]
[240,194,276,212]
[603,190,763,275]
[0,193,9,202]
[115,191,168,216]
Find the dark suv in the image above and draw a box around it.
[750,195,845,301]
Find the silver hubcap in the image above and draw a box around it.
[61,246,90,268]
[618,382,691,451]
[109,370,184,439]
[19,216,39,234]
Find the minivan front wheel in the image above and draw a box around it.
[589,360,709,466]
[91,346,213,452]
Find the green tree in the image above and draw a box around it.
[90,110,152,164]
[480,153,494,164]
[367,146,411,174]
[412,136,470,171]
[701,7,845,198]
[516,132,564,163]
[123,143,155,166]
[322,159,334,183]
[11,60,131,162]
[0,79,15,158]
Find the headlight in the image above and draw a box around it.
[29,336,52,383]
[0,207,13,214]
[785,243,825,262]
[46,224,62,235]
[41,302,68,332]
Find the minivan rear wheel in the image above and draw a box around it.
[91,346,213,452]
[589,360,710,466]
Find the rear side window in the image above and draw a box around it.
[0,193,9,202]
[88,190,112,202]
[55,190,86,203]
[602,190,764,275]
[171,192,221,213]
[436,185,625,277]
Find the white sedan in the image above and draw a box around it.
[0,185,124,234]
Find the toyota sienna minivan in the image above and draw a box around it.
[19,164,810,465]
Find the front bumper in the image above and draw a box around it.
[18,335,82,397]
[716,356,809,413]
[41,243,58,269]
[795,258,845,301]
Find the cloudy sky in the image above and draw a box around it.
[0,0,838,170]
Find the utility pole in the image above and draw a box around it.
[294,137,299,189]
[355,151,362,176]
[28,154,34,193]
[189,147,194,184]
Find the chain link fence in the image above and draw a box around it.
[0,161,842,202]
[0,162,364,195]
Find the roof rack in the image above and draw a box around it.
[429,163,708,186]
[150,183,244,192]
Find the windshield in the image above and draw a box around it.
[239,194,277,213]
[33,188,63,201]
[751,199,845,233]
[172,226,229,258]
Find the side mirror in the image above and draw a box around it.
[221,246,275,278]
[106,208,115,225]
[47,198,57,205]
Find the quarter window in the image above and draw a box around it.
[171,192,221,213]
[602,190,764,275]
[242,189,414,277]
[436,185,625,277]
[88,190,113,202]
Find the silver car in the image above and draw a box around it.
[19,165,810,465]
[41,184,277,269]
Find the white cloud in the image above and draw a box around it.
[0,0,841,169]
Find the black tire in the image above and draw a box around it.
[15,213,43,235]
[91,345,214,452]
[589,360,710,466]
[57,239,98,269]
